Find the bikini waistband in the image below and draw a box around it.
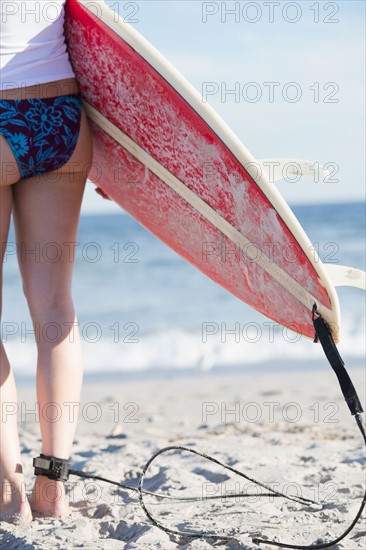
[0,78,80,101]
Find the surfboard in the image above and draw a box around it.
[65,0,342,341]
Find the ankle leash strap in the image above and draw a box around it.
[33,454,70,482]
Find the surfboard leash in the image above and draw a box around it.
[38,304,365,548]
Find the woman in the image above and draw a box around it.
[0,0,93,521]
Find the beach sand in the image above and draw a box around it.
[1,365,365,549]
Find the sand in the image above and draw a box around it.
[1,365,365,549]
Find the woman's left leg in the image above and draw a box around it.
[12,170,86,516]
[11,108,92,515]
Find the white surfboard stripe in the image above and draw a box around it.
[84,101,335,332]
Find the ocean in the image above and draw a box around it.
[2,201,365,380]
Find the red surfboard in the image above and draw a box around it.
[65,0,341,340]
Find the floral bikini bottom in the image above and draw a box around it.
[0,94,82,180]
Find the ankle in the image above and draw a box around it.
[31,476,69,517]
[31,454,71,517]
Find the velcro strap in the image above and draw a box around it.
[33,454,70,481]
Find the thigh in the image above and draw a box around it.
[11,170,86,315]
[0,135,21,186]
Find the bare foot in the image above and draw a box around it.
[0,479,33,523]
[31,475,69,518]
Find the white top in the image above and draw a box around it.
[0,0,75,90]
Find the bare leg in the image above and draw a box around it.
[11,109,92,517]
[0,184,32,521]
[12,171,86,516]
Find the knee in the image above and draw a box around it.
[23,284,75,325]
[25,290,77,347]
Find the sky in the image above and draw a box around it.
[81,0,365,215]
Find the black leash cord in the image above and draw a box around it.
[70,446,318,542]
[69,465,294,503]
[70,445,315,506]
[137,444,318,540]
[69,306,365,547]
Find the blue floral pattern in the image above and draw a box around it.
[8,133,29,157]
[25,103,63,135]
[0,95,82,179]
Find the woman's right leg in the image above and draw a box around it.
[0,182,32,520]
